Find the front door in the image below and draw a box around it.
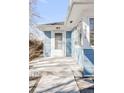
[54,33,64,57]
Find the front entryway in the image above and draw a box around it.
[55,33,62,49]
[52,32,65,57]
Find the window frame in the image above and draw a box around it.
[88,17,94,47]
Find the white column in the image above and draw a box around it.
[82,17,90,43]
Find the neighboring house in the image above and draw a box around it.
[37,0,94,77]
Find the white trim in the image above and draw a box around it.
[51,30,65,57]
[51,31,54,57]
[64,31,66,56]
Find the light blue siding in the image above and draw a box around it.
[44,31,51,57]
[66,31,72,57]
[83,49,94,76]
[70,27,94,77]
[75,48,94,77]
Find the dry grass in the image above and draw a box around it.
[29,33,43,61]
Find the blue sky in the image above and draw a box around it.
[32,0,69,24]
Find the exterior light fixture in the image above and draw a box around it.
[70,20,73,23]
[56,27,60,29]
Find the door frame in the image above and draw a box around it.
[51,31,66,57]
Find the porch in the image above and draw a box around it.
[29,57,94,93]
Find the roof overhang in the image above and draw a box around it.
[37,24,67,31]
[37,24,76,31]
[65,0,94,28]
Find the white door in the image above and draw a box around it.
[53,33,64,57]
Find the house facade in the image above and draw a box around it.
[37,0,94,77]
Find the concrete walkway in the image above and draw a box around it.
[29,57,93,93]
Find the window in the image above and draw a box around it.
[89,18,94,46]
[90,18,94,31]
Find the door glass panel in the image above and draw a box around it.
[55,33,62,49]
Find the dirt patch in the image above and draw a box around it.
[29,33,43,61]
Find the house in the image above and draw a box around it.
[37,0,94,77]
